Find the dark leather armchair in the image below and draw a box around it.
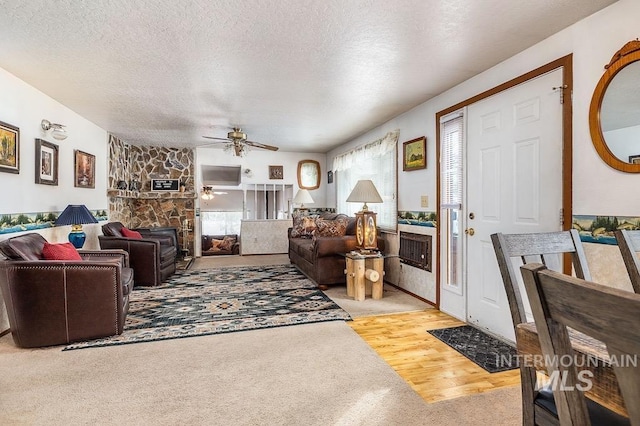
[0,233,134,348]
[99,222,177,286]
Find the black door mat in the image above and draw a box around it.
[428,325,518,373]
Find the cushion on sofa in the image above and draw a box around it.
[290,215,318,238]
[296,240,316,263]
[314,218,348,238]
[219,236,236,251]
[102,222,125,237]
[0,232,48,260]
[121,227,143,239]
[344,216,357,235]
[42,242,82,261]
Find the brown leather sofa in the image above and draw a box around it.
[201,234,240,256]
[99,222,177,286]
[0,233,134,348]
[288,212,384,287]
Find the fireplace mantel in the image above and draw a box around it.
[107,190,197,200]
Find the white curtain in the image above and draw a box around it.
[333,130,399,231]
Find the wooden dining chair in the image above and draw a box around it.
[520,263,638,425]
[491,230,591,426]
[614,229,640,294]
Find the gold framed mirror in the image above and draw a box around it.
[297,159,321,190]
[589,39,640,173]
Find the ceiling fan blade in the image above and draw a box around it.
[202,136,230,142]
[245,140,279,151]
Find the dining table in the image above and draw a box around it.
[516,321,628,417]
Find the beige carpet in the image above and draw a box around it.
[0,321,520,425]
[323,285,432,318]
[0,255,521,425]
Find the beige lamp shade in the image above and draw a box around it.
[346,180,383,211]
[293,189,314,208]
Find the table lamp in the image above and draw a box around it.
[293,189,314,210]
[55,204,98,248]
[346,180,383,250]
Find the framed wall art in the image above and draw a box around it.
[269,165,283,179]
[35,139,58,185]
[402,136,426,171]
[0,120,19,174]
[74,150,96,188]
[327,170,333,184]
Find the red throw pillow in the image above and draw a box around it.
[42,242,82,261]
[121,227,143,239]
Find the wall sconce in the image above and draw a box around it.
[41,119,68,140]
[346,180,383,250]
[201,186,214,200]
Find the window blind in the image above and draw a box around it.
[441,115,464,208]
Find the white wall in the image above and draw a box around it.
[328,0,640,319]
[195,148,327,208]
[0,67,109,246]
[194,148,326,255]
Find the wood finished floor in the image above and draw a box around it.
[348,309,520,403]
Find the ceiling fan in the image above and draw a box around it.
[202,127,279,156]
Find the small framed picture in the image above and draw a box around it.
[403,136,427,171]
[327,170,333,184]
[74,150,96,188]
[269,165,283,179]
[629,155,640,164]
[0,120,19,174]
[35,139,58,185]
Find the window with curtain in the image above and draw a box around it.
[333,130,399,231]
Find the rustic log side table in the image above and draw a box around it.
[344,251,384,301]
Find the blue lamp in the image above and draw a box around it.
[55,205,98,248]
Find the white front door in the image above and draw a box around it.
[465,69,564,341]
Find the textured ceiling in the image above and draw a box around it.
[0,0,617,153]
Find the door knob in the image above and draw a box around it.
[465,228,475,236]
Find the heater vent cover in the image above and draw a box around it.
[399,231,431,271]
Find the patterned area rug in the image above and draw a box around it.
[428,325,518,373]
[64,264,350,350]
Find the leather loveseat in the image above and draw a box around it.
[0,233,134,348]
[201,234,240,256]
[99,222,177,286]
[288,212,384,288]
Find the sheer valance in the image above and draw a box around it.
[333,130,399,231]
[333,130,399,172]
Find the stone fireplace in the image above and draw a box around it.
[107,135,196,254]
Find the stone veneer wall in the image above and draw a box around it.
[107,135,196,254]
